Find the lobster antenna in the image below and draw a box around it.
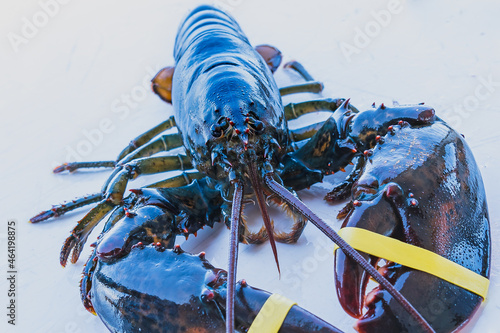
[264,174,435,333]
[226,180,244,333]
[248,162,281,276]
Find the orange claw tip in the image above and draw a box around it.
[52,164,67,173]
[351,148,357,153]
[353,200,362,207]
[30,210,54,223]
[241,279,247,287]
[198,251,206,259]
[380,103,386,109]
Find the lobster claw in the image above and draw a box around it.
[334,187,401,331]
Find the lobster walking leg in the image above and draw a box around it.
[291,122,325,142]
[30,193,102,223]
[144,171,203,188]
[117,133,183,163]
[279,81,324,96]
[53,161,116,173]
[54,116,178,174]
[285,98,357,121]
[117,115,177,159]
[60,199,115,266]
[59,155,195,264]
[284,61,315,81]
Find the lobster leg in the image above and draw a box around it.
[54,131,183,173]
[279,81,324,96]
[58,155,195,264]
[60,199,116,266]
[32,154,193,222]
[117,115,176,160]
[53,161,116,173]
[144,171,203,188]
[284,98,357,121]
[30,193,102,223]
[284,60,315,81]
[291,122,325,142]
[118,132,183,163]
[279,60,324,96]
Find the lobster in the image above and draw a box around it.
[30,5,490,333]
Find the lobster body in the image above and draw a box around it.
[85,6,339,331]
[30,5,491,333]
[172,5,287,179]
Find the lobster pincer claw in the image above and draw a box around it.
[334,112,491,333]
[289,116,357,177]
[91,245,343,333]
[334,191,398,320]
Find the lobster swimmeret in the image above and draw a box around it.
[31,5,490,333]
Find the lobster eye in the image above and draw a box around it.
[217,117,229,130]
[211,124,223,138]
[252,120,264,133]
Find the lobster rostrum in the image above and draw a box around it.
[30,5,490,333]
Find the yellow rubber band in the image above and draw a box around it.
[333,227,489,299]
[248,294,297,333]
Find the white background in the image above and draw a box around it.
[1,0,499,332]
